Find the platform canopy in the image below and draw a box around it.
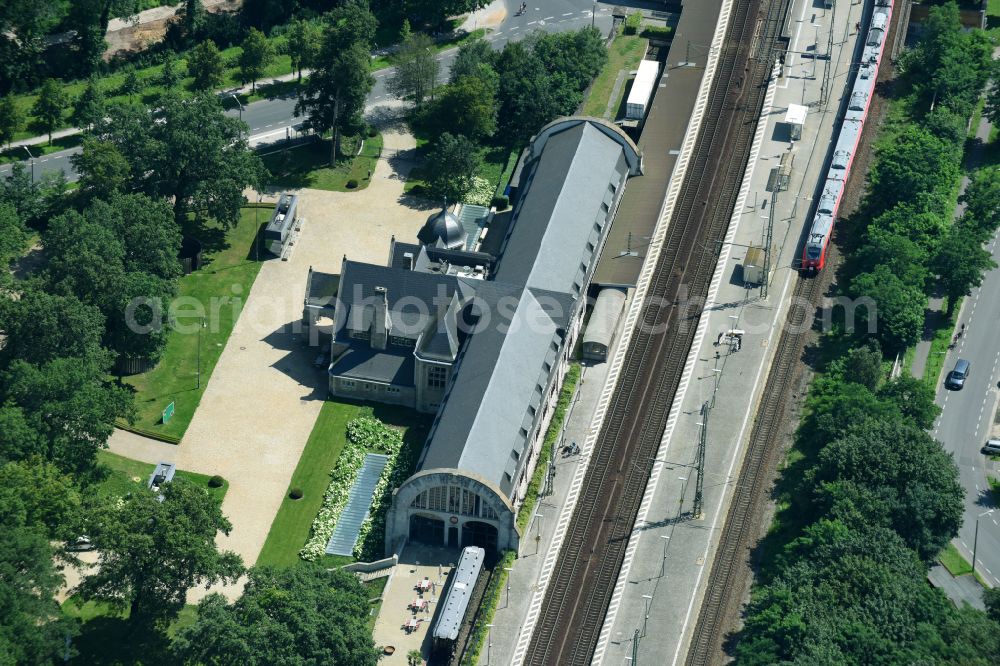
[784,103,808,126]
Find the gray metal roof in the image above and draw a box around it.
[421,288,568,495]
[493,121,629,296]
[432,546,485,641]
[329,346,415,387]
[304,269,340,306]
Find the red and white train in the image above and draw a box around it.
[801,0,893,272]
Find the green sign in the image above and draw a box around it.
[162,401,175,424]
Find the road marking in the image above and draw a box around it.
[543,16,554,20]
[563,12,573,16]
[527,21,537,25]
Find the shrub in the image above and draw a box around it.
[208,475,224,488]
[641,25,673,41]
[367,126,377,138]
[624,12,642,35]
[346,179,359,189]
[289,487,303,500]
[492,195,509,210]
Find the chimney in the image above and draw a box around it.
[371,286,391,350]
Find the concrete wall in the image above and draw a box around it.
[329,375,416,409]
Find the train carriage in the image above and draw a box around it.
[801,0,893,272]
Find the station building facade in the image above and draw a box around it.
[304,117,641,556]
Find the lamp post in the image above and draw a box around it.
[486,623,494,665]
[659,535,670,578]
[504,567,513,608]
[641,594,653,638]
[535,514,544,555]
[230,94,245,123]
[21,145,35,183]
[972,509,995,578]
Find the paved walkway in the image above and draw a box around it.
[928,564,986,611]
[107,102,435,601]
[911,294,945,380]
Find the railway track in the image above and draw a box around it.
[522,1,789,664]
[683,273,822,666]
[685,2,910,664]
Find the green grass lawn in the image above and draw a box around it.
[990,0,1000,17]
[922,302,960,388]
[261,132,383,192]
[120,206,269,441]
[256,400,430,568]
[95,450,229,504]
[62,595,198,664]
[581,34,648,119]
[940,542,974,577]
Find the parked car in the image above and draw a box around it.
[66,535,95,552]
[945,359,970,390]
[982,439,1000,456]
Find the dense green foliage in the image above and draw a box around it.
[95,93,266,226]
[78,478,243,627]
[296,3,377,165]
[847,1,998,348]
[412,28,606,200]
[0,460,80,663]
[173,564,377,665]
[737,5,1000,662]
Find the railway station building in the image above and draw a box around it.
[304,117,641,556]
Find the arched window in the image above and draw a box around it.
[410,485,499,520]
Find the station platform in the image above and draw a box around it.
[596,0,867,664]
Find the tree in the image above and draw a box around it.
[0,94,24,148]
[0,526,75,663]
[31,78,68,144]
[296,5,376,165]
[402,0,488,29]
[0,202,25,282]
[856,227,930,289]
[71,137,130,200]
[1,356,132,473]
[388,31,439,106]
[43,193,180,364]
[72,76,105,131]
[426,132,481,201]
[932,225,997,316]
[494,42,562,146]
[849,265,925,351]
[78,479,243,627]
[869,126,961,216]
[99,93,265,226]
[876,375,940,430]
[449,37,495,84]
[959,167,1000,240]
[173,564,377,665]
[187,40,226,91]
[159,51,182,90]
[985,587,1000,624]
[867,199,949,257]
[425,72,497,141]
[812,417,963,560]
[0,288,106,369]
[184,0,206,42]
[529,27,608,93]
[841,343,882,391]
[238,27,274,92]
[286,18,320,83]
[0,459,81,539]
[119,67,143,100]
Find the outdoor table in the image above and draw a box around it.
[404,618,418,632]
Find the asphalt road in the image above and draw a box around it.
[933,227,1000,587]
[0,0,613,184]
